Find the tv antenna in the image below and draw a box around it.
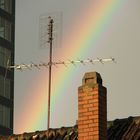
[8,16,116,130]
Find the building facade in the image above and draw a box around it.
[0,0,15,135]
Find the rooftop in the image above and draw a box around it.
[0,116,140,140]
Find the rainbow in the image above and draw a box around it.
[14,0,125,133]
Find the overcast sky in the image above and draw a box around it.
[14,0,140,134]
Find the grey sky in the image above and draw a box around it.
[14,0,140,133]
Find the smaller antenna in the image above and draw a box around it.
[39,12,62,49]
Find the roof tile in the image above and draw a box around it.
[1,117,140,140]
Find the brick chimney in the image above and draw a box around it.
[78,72,107,140]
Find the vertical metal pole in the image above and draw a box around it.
[47,17,53,130]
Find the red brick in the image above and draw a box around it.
[88,99,96,104]
[78,92,87,97]
[87,135,94,140]
[93,126,99,131]
[93,102,99,107]
[78,116,88,121]
[92,88,98,91]
[88,127,94,132]
[88,123,99,128]
[79,108,88,113]
[93,98,98,102]
[89,130,99,136]
[94,119,99,123]
[92,114,98,119]
[78,104,84,109]
[93,94,99,99]
[83,104,94,108]
[94,122,99,127]
[78,124,89,129]
[84,128,90,132]
[92,90,98,94]
[78,128,84,132]
[79,100,88,105]
[82,95,93,100]
[83,120,94,124]
[88,106,98,111]
[83,111,94,116]
[93,110,99,115]
[78,132,88,137]
[88,115,98,119]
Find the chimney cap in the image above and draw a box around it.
[82,71,102,85]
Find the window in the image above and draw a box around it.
[0,46,11,68]
[0,75,11,99]
[0,17,4,38]
[0,104,10,128]
[0,17,11,41]
[0,0,4,9]
[0,0,12,13]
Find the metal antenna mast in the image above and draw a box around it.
[8,15,116,131]
[47,16,53,129]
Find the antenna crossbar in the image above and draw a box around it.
[8,58,115,70]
